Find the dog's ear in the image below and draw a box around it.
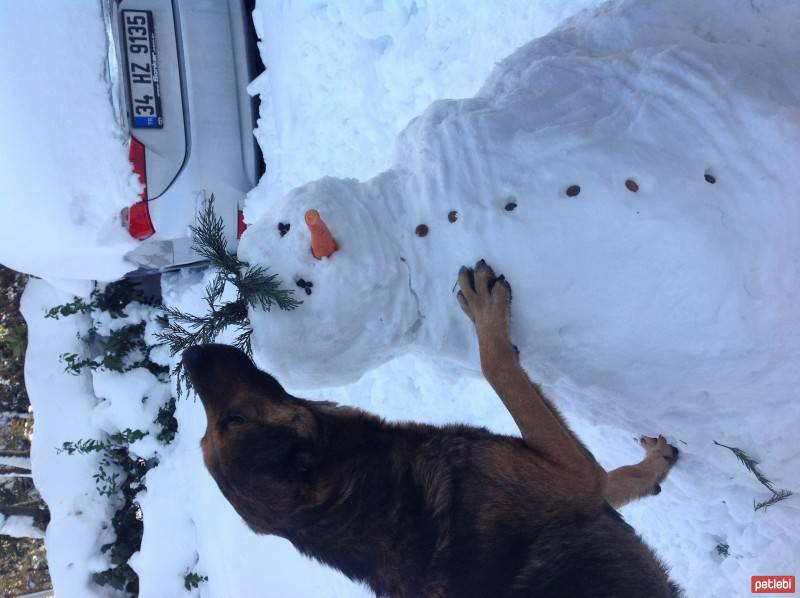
[182,344,288,410]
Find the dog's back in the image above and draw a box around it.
[416,429,674,598]
[416,426,679,597]
[282,417,678,597]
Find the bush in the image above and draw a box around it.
[184,571,208,591]
[60,322,168,379]
[154,398,178,444]
[92,563,138,594]
[60,429,154,595]
[46,279,152,320]
[48,280,169,380]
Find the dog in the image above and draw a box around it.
[183,260,681,597]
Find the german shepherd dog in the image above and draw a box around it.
[183,260,681,597]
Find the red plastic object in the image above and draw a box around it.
[237,210,247,239]
[126,201,155,240]
[129,137,147,200]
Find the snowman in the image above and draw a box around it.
[238,0,800,434]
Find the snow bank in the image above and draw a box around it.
[21,279,119,596]
[0,2,138,281]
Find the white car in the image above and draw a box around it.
[101,0,262,271]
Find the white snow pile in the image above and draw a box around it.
[0,1,139,282]
[20,281,172,595]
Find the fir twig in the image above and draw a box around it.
[238,264,301,312]
[754,489,794,512]
[189,198,241,274]
[156,195,300,397]
[713,441,775,492]
[714,440,794,513]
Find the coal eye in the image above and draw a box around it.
[219,411,247,429]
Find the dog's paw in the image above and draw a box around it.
[636,435,679,495]
[639,435,679,465]
[457,260,512,337]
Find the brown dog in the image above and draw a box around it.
[183,260,681,597]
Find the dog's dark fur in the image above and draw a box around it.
[184,261,681,597]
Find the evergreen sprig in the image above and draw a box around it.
[754,489,794,512]
[59,429,149,456]
[184,571,209,591]
[157,195,300,396]
[713,441,775,492]
[714,440,794,512]
[46,279,152,320]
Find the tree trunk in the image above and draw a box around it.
[0,464,32,478]
[0,455,32,470]
[0,449,30,458]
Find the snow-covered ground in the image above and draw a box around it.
[6,0,800,597]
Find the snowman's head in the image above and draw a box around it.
[238,176,419,390]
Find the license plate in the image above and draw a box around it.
[122,10,163,128]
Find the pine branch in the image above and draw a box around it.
[754,489,794,512]
[713,441,775,492]
[232,324,253,356]
[715,440,794,513]
[237,265,301,312]
[156,305,230,352]
[189,195,242,274]
[157,195,300,397]
[171,362,192,398]
[207,272,227,304]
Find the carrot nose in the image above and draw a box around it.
[305,209,338,259]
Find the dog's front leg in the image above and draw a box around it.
[457,260,606,497]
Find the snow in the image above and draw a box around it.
[0,1,139,282]
[246,0,607,222]
[0,514,44,539]
[0,455,32,470]
[21,279,121,597]
[8,0,800,597]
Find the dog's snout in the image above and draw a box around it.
[183,343,246,376]
[182,344,231,393]
[182,345,206,373]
